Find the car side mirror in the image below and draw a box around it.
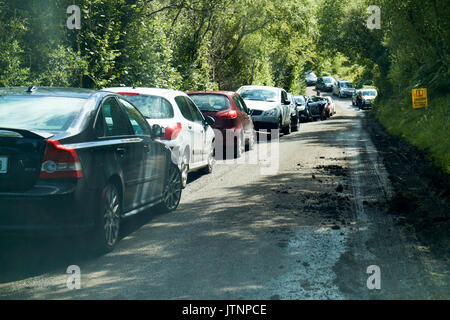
[204,116,215,127]
[283,99,290,105]
[150,124,162,139]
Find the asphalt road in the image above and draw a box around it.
[0,89,447,299]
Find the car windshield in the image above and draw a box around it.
[323,78,333,83]
[123,94,174,119]
[0,96,85,131]
[188,94,230,112]
[239,89,278,102]
[341,82,354,88]
[363,91,377,96]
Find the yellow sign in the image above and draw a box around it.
[412,88,428,109]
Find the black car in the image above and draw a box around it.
[0,87,182,252]
[315,76,335,92]
[294,95,311,122]
[306,96,328,120]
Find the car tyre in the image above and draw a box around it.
[180,152,189,188]
[291,116,299,132]
[93,182,121,254]
[157,164,182,213]
[203,142,215,173]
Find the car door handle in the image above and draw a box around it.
[143,145,150,153]
[188,125,193,129]
[115,147,126,155]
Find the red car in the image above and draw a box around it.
[187,91,255,158]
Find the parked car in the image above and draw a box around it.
[306,95,328,120]
[287,93,300,132]
[332,80,355,98]
[187,91,255,158]
[324,96,336,117]
[104,87,216,188]
[352,89,378,109]
[294,95,311,122]
[0,87,182,252]
[237,85,292,136]
[315,76,336,92]
[305,72,318,86]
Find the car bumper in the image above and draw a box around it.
[251,116,279,130]
[361,101,373,108]
[0,183,97,237]
[299,110,309,119]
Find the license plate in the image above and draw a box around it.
[0,156,8,174]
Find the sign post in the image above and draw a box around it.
[412,88,428,109]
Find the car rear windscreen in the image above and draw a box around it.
[123,95,174,119]
[363,91,377,96]
[0,96,86,131]
[189,94,230,112]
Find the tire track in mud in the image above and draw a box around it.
[333,112,439,299]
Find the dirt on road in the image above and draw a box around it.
[0,92,448,299]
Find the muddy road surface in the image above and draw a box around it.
[0,89,448,299]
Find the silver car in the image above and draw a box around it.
[103,87,216,188]
[237,85,292,135]
[333,80,355,98]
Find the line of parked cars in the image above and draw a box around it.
[0,84,307,252]
[305,72,378,110]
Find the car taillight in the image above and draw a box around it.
[218,110,237,119]
[39,140,83,179]
[117,92,139,96]
[163,122,182,140]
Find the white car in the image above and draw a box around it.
[103,87,216,187]
[237,85,292,135]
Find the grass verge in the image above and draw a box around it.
[374,93,450,173]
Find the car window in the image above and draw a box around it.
[0,96,85,132]
[232,95,245,112]
[122,94,174,119]
[175,96,194,121]
[281,90,288,103]
[237,95,249,113]
[239,89,277,102]
[189,94,230,112]
[185,97,204,124]
[98,97,132,137]
[119,98,151,136]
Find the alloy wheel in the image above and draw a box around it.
[163,165,182,211]
[103,184,120,248]
[180,154,189,188]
